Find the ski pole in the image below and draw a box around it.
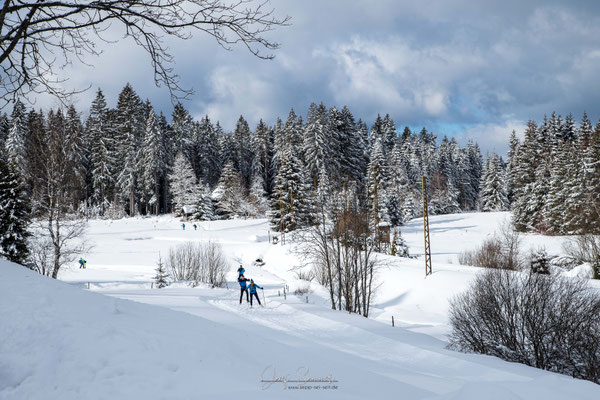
[262,288,267,307]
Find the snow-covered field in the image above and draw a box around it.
[2,212,599,399]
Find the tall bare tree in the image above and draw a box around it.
[0,0,290,105]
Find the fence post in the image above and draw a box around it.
[392,316,394,327]
[306,296,308,304]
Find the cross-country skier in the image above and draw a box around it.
[238,275,250,304]
[193,223,198,230]
[182,223,185,230]
[237,265,245,276]
[79,258,86,269]
[248,279,263,307]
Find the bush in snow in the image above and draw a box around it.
[563,234,600,279]
[449,269,600,384]
[165,241,227,287]
[458,221,523,270]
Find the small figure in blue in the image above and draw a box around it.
[248,279,263,307]
[238,274,250,304]
[237,265,245,276]
[182,223,186,230]
[193,223,198,231]
[78,258,87,269]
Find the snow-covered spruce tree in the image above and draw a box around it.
[0,157,30,264]
[366,138,389,231]
[337,106,366,185]
[512,121,542,231]
[171,102,194,160]
[192,184,214,221]
[505,130,519,205]
[251,119,274,195]
[381,113,397,154]
[386,143,411,226]
[0,113,9,153]
[303,102,330,188]
[232,115,254,188]
[248,174,270,217]
[88,88,113,215]
[196,115,222,188]
[584,121,600,233]
[4,99,27,178]
[154,255,169,288]
[115,84,144,216]
[142,107,167,215]
[169,152,198,216]
[390,228,410,258]
[480,153,508,212]
[429,171,460,215]
[270,142,310,232]
[212,161,245,219]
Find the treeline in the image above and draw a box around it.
[508,112,600,234]
[0,83,489,233]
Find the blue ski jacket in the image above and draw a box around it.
[238,278,249,289]
[248,283,263,293]
[237,267,245,276]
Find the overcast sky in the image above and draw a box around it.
[33,0,600,155]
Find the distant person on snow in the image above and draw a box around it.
[78,258,86,269]
[237,265,245,276]
[238,275,250,304]
[248,279,263,307]
[193,223,198,231]
[182,223,185,230]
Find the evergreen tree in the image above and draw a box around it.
[367,138,389,229]
[115,84,144,216]
[248,174,269,216]
[142,107,167,215]
[232,115,254,187]
[270,141,310,232]
[192,183,214,221]
[251,119,274,195]
[506,130,519,205]
[480,153,508,212]
[171,102,194,157]
[212,161,244,219]
[169,152,198,216]
[303,103,330,187]
[0,113,9,154]
[0,157,30,264]
[154,256,169,288]
[5,99,27,177]
[88,88,112,214]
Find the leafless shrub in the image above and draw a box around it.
[294,269,315,282]
[294,285,311,295]
[564,234,600,279]
[165,241,227,287]
[449,269,600,384]
[27,235,54,276]
[458,221,523,270]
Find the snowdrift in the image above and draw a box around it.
[2,259,600,399]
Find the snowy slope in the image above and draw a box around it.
[2,212,600,399]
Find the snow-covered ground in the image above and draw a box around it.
[2,212,599,399]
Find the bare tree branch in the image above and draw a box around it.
[0,0,290,106]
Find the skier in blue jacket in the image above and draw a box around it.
[248,279,263,306]
[237,265,245,277]
[238,275,250,304]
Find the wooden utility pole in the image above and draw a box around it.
[422,176,432,277]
